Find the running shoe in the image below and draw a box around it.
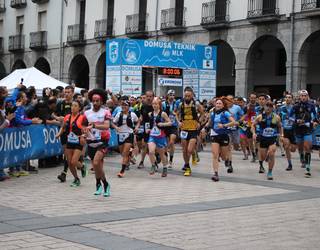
[184,167,191,176]
[227,166,233,174]
[305,168,311,178]
[150,165,156,175]
[103,185,111,197]
[137,162,144,169]
[70,178,80,187]
[117,172,125,178]
[162,167,168,177]
[94,185,103,195]
[196,152,200,163]
[211,173,219,182]
[259,166,265,174]
[286,164,293,171]
[9,171,20,177]
[57,172,67,182]
[19,170,29,177]
[81,164,87,178]
[267,171,273,180]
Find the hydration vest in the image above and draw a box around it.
[117,111,134,129]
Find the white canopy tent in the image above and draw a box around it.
[0,67,82,95]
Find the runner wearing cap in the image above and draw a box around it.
[112,98,139,178]
[162,90,179,168]
[291,90,317,177]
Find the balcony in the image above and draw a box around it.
[201,1,230,30]
[160,7,187,34]
[67,24,86,46]
[0,0,5,13]
[247,0,280,23]
[30,31,47,50]
[10,0,26,9]
[31,0,49,4]
[0,37,3,53]
[125,13,149,38]
[301,0,320,16]
[9,35,25,52]
[94,18,115,42]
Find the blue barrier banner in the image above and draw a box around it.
[0,125,62,169]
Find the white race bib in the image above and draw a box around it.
[262,128,275,137]
[169,114,176,123]
[145,123,150,130]
[180,131,188,139]
[210,129,218,136]
[92,128,101,140]
[150,126,161,137]
[316,136,320,146]
[67,132,79,144]
[138,125,144,134]
[119,132,130,143]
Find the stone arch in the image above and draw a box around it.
[209,40,236,96]
[95,52,106,89]
[298,30,320,98]
[246,35,287,98]
[34,57,51,75]
[12,59,27,72]
[68,54,90,89]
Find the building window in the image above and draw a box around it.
[38,11,47,31]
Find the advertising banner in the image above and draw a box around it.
[106,38,217,100]
[0,125,62,169]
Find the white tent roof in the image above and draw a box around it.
[0,67,82,94]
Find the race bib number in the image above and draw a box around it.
[180,131,188,139]
[169,114,176,123]
[210,129,218,136]
[283,119,293,128]
[316,136,320,146]
[119,133,130,143]
[150,127,161,137]
[92,129,101,140]
[67,132,79,144]
[138,125,144,134]
[145,123,150,130]
[262,128,275,137]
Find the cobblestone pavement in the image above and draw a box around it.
[0,146,320,249]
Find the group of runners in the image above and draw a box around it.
[55,86,320,197]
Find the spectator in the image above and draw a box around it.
[0,96,15,181]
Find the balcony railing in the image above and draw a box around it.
[160,7,186,34]
[0,37,3,53]
[201,1,230,29]
[9,35,25,52]
[0,0,5,13]
[30,31,47,50]
[31,0,49,4]
[301,0,320,11]
[125,13,149,38]
[67,24,86,46]
[94,18,115,42]
[10,0,26,8]
[247,0,280,22]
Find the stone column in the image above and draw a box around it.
[234,50,249,97]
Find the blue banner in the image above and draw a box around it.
[106,39,217,70]
[0,125,63,169]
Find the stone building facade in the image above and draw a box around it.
[0,0,320,98]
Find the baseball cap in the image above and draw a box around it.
[299,90,308,96]
[167,89,175,95]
